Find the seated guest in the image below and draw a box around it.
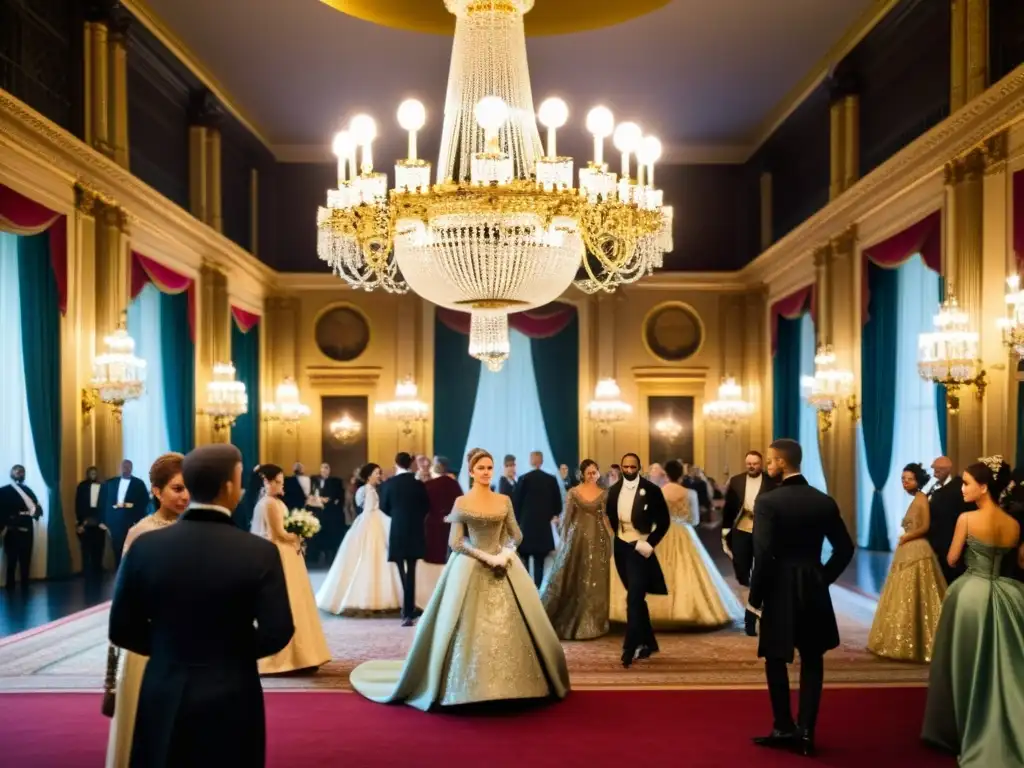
[75,466,107,577]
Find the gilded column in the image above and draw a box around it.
[828,71,859,198]
[188,90,222,225]
[759,172,772,250]
[73,187,99,465]
[829,100,844,201]
[595,293,618,469]
[249,168,259,256]
[107,11,131,169]
[951,0,968,111]
[83,5,112,156]
[828,227,859,537]
[395,295,420,456]
[966,0,989,102]
[945,148,986,468]
[206,126,223,233]
[842,93,860,193]
[742,288,769,454]
[263,297,300,465]
[196,264,231,445]
[813,244,835,483]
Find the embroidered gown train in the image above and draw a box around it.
[349,497,570,710]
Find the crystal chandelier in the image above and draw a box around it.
[918,293,986,414]
[585,378,631,433]
[654,416,683,441]
[375,376,430,436]
[330,413,362,444]
[200,362,248,431]
[91,320,146,421]
[702,377,754,438]
[261,377,311,432]
[316,0,672,369]
[800,345,855,433]
[997,274,1024,357]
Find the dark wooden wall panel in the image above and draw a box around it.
[220,113,273,253]
[991,0,1024,83]
[271,162,336,272]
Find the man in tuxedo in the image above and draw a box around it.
[308,462,346,565]
[606,452,670,667]
[75,466,107,578]
[283,462,311,511]
[559,463,577,491]
[746,439,855,757]
[498,454,517,499]
[722,450,776,586]
[100,460,150,567]
[380,452,431,626]
[927,455,973,585]
[0,465,42,588]
[109,443,294,768]
[513,450,562,588]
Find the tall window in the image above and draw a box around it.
[122,283,170,477]
[0,233,47,581]
[798,313,828,494]
[459,329,563,499]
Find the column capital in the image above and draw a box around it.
[982,130,1009,174]
[830,224,858,256]
[944,147,986,186]
[74,184,100,216]
[813,243,832,268]
[108,10,133,46]
[84,0,121,25]
[100,204,131,233]
[827,65,859,104]
[189,89,224,130]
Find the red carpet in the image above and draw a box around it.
[0,688,950,767]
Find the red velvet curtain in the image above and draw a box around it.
[861,210,942,322]
[231,305,261,333]
[770,285,816,355]
[130,251,196,341]
[436,302,576,338]
[0,184,68,314]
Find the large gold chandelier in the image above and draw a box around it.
[317,0,672,366]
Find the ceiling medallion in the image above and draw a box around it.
[317,0,673,368]
[319,0,672,36]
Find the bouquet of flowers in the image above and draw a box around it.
[284,509,322,539]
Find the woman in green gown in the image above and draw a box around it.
[349,448,570,710]
[921,457,1024,766]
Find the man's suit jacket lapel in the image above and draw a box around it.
[631,480,646,527]
[607,481,621,524]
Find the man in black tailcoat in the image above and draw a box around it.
[100,459,150,567]
[109,443,294,768]
[721,450,776,586]
[498,454,518,500]
[75,466,107,577]
[0,465,42,588]
[927,455,974,585]
[283,462,311,512]
[746,438,855,757]
[513,450,562,588]
[380,451,431,626]
[606,452,670,667]
[309,462,346,565]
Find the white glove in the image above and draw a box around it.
[722,528,733,560]
[635,540,654,558]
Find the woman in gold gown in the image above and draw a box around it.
[350,449,570,710]
[540,459,611,640]
[105,453,189,768]
[611,460,743,629]
[252,464,331,674]
[867,462,947,662]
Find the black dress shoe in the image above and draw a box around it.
[412,608,424,619]
[752,729,798,749]
[636,645,658,660]
[621,649,635,668]
[401,617,414,627]
[796,729,815,756]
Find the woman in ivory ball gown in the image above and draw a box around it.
[349,449,570,710]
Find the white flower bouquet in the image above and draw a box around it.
[284,509,322,539]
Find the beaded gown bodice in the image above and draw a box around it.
[449,499,520,556]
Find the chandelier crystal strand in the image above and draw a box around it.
[92,324,147,417]
[469,309,511,370]
[201,362,249,430]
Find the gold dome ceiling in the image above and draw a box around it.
[319,0,673,36]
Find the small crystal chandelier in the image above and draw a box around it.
[91,318,146,421]
[200,362,248,431]
[918,292,986,414]
[375,376,430,436]
[702,376,755,438]
[997,274,1024,357]
[261,377,311,432]
[654,416,683,441]
[330,413,362,444]
[470,310,510,372]
[585,378,631,433]
[800,345,856,433]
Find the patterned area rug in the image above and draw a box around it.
[0,572,928,692]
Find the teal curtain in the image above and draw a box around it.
[231,321,260,475]
[936,276,948,455]
[530,312,579,469]
[433,317,481,474]
[861,262,899,551]
[17,232,71,578]
[772,315,803,440]
[160,291,195,453]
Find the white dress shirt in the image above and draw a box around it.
[738,474,763,532]
[117,477,131,506]
[188,502,232,518]
[297,475,311,496]
[617,478,647,543]
[89,482,101,509]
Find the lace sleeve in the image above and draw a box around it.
[503,498,523,548]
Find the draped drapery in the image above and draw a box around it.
[0,184,67,315]
[433,317,482,474]
[771,286,814,440]
[231,307,261,476]
[861,211,942,320]
[530,310,579,471]
[131,251,196,341]
[124,285,170,477]
[17,233,70,577]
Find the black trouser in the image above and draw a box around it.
[79,527,106,576]
[765,653,824,733]
[731,529,754,586]
[395,558,417,619]
[613,537,657,655]
[520,553,546,589]
[4,527,33,587]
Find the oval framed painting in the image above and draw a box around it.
[642,302,705,363]
[315,304,371,362]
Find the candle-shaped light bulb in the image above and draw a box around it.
[613,122,642,181]
[349,113,377,175]
[474,96,509,153]
[331,130,354,186]
[586,106,614,166]
[397,99,426,161]
[1008,274,1021,292]
[637,135,663,187]
[538,97,568,158]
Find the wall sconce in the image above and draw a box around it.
[330,413,362,444]
[918,292,986,414]
[200,362,249,432]
[262,377,311,434]
[90,316,147,422]
[375,375,429,437]
[586,378,631,434]
[801,345,855,433]
[81,387,99,422]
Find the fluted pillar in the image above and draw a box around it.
[951,0,990,111]
[263,296,301,465]
[828,71,860,200]
[196,265,231,445]
[828,226,859,537]
[742,288,770,454]
[83,5,112,157]
[759,172,773,250]
[108,12,131,168]
[188,90,223,228]
[945,148,986,467]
